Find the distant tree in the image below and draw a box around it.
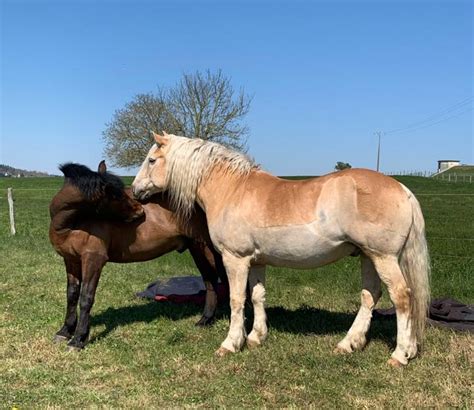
[103,94,180,168]
[335,161,352,171]
[103,70,251,168]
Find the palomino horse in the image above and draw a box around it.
[132,132,430,367]
[50,161,227,351]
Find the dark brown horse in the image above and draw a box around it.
[49,161,226,351]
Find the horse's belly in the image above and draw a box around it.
[253,224,354,268]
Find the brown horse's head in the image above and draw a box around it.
[59,161,144,222]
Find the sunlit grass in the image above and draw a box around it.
[0,175,472,407]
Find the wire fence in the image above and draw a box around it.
[384,170,474,183]
[432,173,474,183]
[2,187,473,261]
[385,170,435,177]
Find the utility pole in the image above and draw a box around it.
[374,131,383,172]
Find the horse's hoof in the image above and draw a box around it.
[195,316,215,327]
[215,346,233,357]
[387,358,404,368]
[66,345,82,353]
[333,345,351,355]
[53,334,70,343]
[246,338,261,350]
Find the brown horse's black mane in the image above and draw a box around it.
[59,163,125,200]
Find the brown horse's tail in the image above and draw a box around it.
[399,186,431,345]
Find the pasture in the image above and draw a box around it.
[0,175,472,407]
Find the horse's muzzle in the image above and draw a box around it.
[132,186,146,200]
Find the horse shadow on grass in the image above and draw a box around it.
[88,300,205,344]
[264,305,397,348]
[88,299,397,349]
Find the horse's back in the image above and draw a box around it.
[234,168,408,226]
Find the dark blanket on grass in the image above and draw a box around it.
[136,276,228,304]
[374,298,474,333]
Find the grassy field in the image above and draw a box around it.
[433,165,474,183]
[438,165,474,176]
[0,174,473,407]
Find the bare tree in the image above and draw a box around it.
[103,94,181,168]
[103,70,251,168]
[167,70,251,150]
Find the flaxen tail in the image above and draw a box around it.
[399,185,431,344]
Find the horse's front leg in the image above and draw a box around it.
[247,265,267,349]
[54,259,81,342]
[67,253,107,351]
[215,252,251,357]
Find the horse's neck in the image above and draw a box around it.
[49,188,92,232]
[196,167,254,216]
[50,209,78,233]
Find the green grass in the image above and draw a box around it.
[0,175,473,407]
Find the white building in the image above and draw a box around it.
[437,160,460,173]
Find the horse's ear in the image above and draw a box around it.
[98,160,107,174]
[151,131,170,147]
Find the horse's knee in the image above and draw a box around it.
[251,282,266,305]
[229,294,245,311]
[360,289,376,309]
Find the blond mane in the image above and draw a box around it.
[164,135,257,219]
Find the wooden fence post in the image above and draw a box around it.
[7,188,16,235]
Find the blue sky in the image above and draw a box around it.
[1,0,472,176]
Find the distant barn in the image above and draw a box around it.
[437,160,460,173]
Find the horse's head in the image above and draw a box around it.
[132,131,170,201]
[60,161,144,222]
[96,161,145,222]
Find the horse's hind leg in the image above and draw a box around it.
[371,255,417,366]
[67,253,107,351]
[188,242,220,326]
[54,259,81,342]
[247,265,267,349]
[335,254,381,354]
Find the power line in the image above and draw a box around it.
[385,96,472,135]
[391,107,472,135]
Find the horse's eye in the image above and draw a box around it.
[149,157,156,164]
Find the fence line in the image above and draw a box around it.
[3,188,473,250]
[385,170,474,183]
[432,254,474,259]
[3,189,474,196]
[427,236,474,241]
[433,173,474,183]
[0,188,59,191]
[385,170,436,177]
[416,193,474,196]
